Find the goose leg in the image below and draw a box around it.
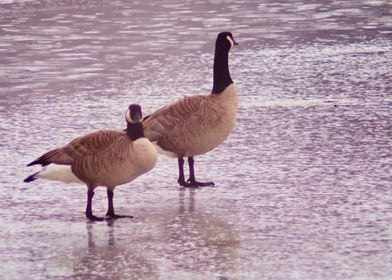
[178,157,197,187]
[105,189,133,219]
[187,157,215,187]
[86,189,104,221]
[177,157,189,187]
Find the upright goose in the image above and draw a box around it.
[24,104,157,221]
[143,32,238,187]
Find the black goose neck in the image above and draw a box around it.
[211,47,232,94]
[126,123,144,140]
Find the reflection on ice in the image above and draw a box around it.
[43,189,240,279]
[157,189,240,276]
[47,223,158,279]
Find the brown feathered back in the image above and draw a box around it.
[28,130,126,166]
[142,84,238,157]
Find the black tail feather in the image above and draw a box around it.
[24,172,39,183]
[26,149,59,166]
[27,159,49,167]
[27,160,41,167]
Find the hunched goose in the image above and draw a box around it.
[142,32,238,187]
[24,104,157,221]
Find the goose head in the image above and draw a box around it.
[216,32,238,52]
[211,32,238,94]
[125,104,145,140]
[125,104,143,124]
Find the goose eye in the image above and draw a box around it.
[226,35,234,48]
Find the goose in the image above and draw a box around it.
[24,104,157,221]
[142,31,238,188]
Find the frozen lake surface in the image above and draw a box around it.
[1,0,391,279]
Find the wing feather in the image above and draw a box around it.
[28,130,126,166]
[143,95,206,142]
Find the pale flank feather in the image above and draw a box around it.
[36,165,82,183]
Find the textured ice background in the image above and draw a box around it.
[0,0,391,279]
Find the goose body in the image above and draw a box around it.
[67,131,156,188]
[142,32,238,187]
[144,83,238,157]
[29,131,156,187]
[24,104,157,221]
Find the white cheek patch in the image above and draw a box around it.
[125,109,133,123]
[226,36,234,48]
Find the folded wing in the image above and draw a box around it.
[27,130,125,166]
[142,95,206,142]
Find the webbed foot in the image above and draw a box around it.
[105,212,134,219]
[178,179,215,188]
[86,213,105,222]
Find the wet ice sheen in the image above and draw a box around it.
[1,0,391,279]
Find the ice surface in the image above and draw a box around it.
[0,0,391,279]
